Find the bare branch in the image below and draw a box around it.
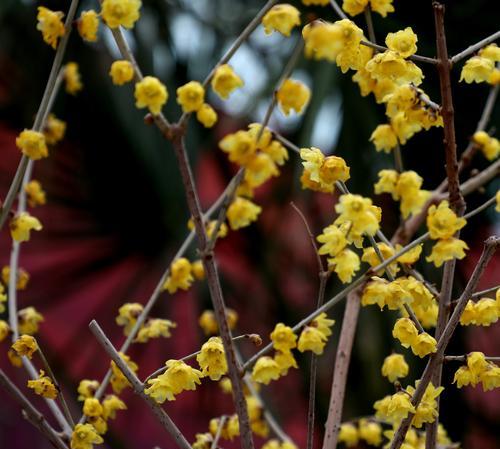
[451,30,500,64]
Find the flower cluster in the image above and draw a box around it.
[472,130,500,160]
[262,4,301,37]
[338,419,383,447]
[392,317,437,358]
[460,291,499,327]
[27,370,58,399]
[425,201,468,267]
[300,147,350,193]
[453,352,500,391]
[460,44,500,85]
[342,0,394,17]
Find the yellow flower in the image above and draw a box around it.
[479,364,500,391]
[116,303,143,335]
[196,337,228,380]
[426,201,467,240]
[64,62,83,95]
[395,171,430,218]
[300,147,351,191]
[358,419,382,446]
[374,391,415,423]
[370,124,398,152]
[101,0,141,29]
[381,353,409,382]
[312,313,335,337]
[410,332,437,358]
[297,326,327,355]
[196,103,218,128]
[110,353,138,394]
[262,4,301,37]
[361,243,398,276]
[453,365,473,388]
[342,0,369,16]
[328,248,361,283]
[335,194,380,239]
[77,380,100,401]
[83,398,103,418]
[369,0,394,17]
[176,81,205,113]
[244,153,279,188]
[366,51,423,85]
[407,382,443,428]
[227,197,261,230]
[474,298,499,326]
[101,395,126,420]
[0,320,10,342]
[274,350,298,375]
[460,56,495,83]
[392,317,417,348]
[479,43,500,62]
[361,278,390,309]
[276,79,311,115]
[339,423,359,447]
[193,433,213,449]
[12,334,38,359]
[316,224,347,257]
[374,169,398,197]
[18,307,44,334]
[15,129,48,160]
[209,414,240,440]
[135,318,177,342]
[27,370,57,399]
[198,309,238,335]
[10,212,42,242]
[191,259,205,280]
[134,76,168,115]
[163,258,194,294]
[270,323,297,352]
[36,7,65,49]
[78,10,99,42]
[251,356,281,385]
[43,114,66,145]
[219,131,256,166]
[473,131,500,160]
[70,423,103,449]
[303,21,344,62]
[211,64,244,99]
[23,180,46,208]
[109,60,134,85]
[395,244,423,265]
[426,238,469,267]
[385,28,418,58]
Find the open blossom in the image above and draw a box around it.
[10,213,42,242]
[297,326,327,355]
[374,391,415,423]
[270,323,297,352]
[196,337,228,380]
[300,147,350,192]
[163,258,194,294]
[252,356,281,385]
[426,201,467,240]
[77,380,100,400]
[338,423,359,447]
[64,62,83,95]
[176,81,205,113]
[27,370,58,399]
[426,238,469,267]
[392,317,418,348]
[102,395,127,420]
[36,7,65,49]
[381,353,409,382]
[78,10,99,42]
[109,60,134,85]
[71,423,103,449]
[110,353,138,394]
[135,76,168,115]
[276,79,311,115]
[473,130,500,160]
[11,334,38,358]
[262,4,300,37]
[135,318,177,342]
[101,0,141,29]
[196,104,218,128]
[460,56,495,83]
[16,129,48,160]
[317,224,347,257]
[411,332,437,358]
[370,124,398,152]
[227,197,261,230]
[211,64,244,99]
[328,248,360,283]
[116,302,143,335]
[385,27,418,58]
[358,419,382,446]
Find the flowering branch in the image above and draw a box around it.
[0,0,79,230]
[389,236,500,449]
[89,320,192,449]
[0,370,69,449]
[450,30,500,64]
[444,355,500,363]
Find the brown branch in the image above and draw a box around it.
[0,370,69,449]
[321,285,363,449]
[169,130,254,449]
[89,320,192,449]
[389,236,499,449]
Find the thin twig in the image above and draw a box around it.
[359,40,438,65]
[329,0,348,20]
[37,344,75,428]
[364,7,376,44]
[211,415,227,449]
[444,355,500,363]
[393,144,404,173]
[389,236,499,449]
[89,321,192,449]
[0,370,70,449]
[450,30,500,64]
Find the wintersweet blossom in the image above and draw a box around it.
[101,0,141,29]
[262,4,300,37]
[135,76,168,115]
[36,7,65,49]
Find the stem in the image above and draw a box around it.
[364,8,376,44]
[393,144,404,173]
[444,355,500,363]
[0,0,80,229]
[170,131,254,449]
[450,30,500,64]
[0,370,70,449]
[89,321,192,449]
[359,40,438,65]
[37,345,75,428]
[389,236,499,449]
[329,0,348,20]
[321,285,363,449]
[210,415,227,449]
[470,284,500,299]
[433,2,465,214]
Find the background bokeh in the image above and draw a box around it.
[0,0,499,448]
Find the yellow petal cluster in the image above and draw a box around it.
[135,76,168,115]
[116,302,143,335]
[78,10,99,42]
[227,197,262,230]
[43,114,66,145]
[300,147,350,193]
[10,213,43,242]
[18,307,44,334]
[198,308,238,335]
[36,7,65,49]
[176,81,205,113]
[135,318,177,343]
[163,258,194,294]
[27,370,58,399]
[12,334,38,358]
[109,60,134,85]
[381,353,409,382]
[385,28,418,58]
[453,352,500,391]
[262,4,301,37]
[64,62,83,95]
[211,64,244,99]
[71,423,103,449]
[196,337,228,380]
[276,79,311,115]
[110,353,138,394]
[251,356,281,385]
[460,298,499,326]
[473,131,500,161]
[101,0,141,29]
[16,129,48,160]
[426,201,467,239]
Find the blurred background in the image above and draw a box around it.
[0,0,499,448]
